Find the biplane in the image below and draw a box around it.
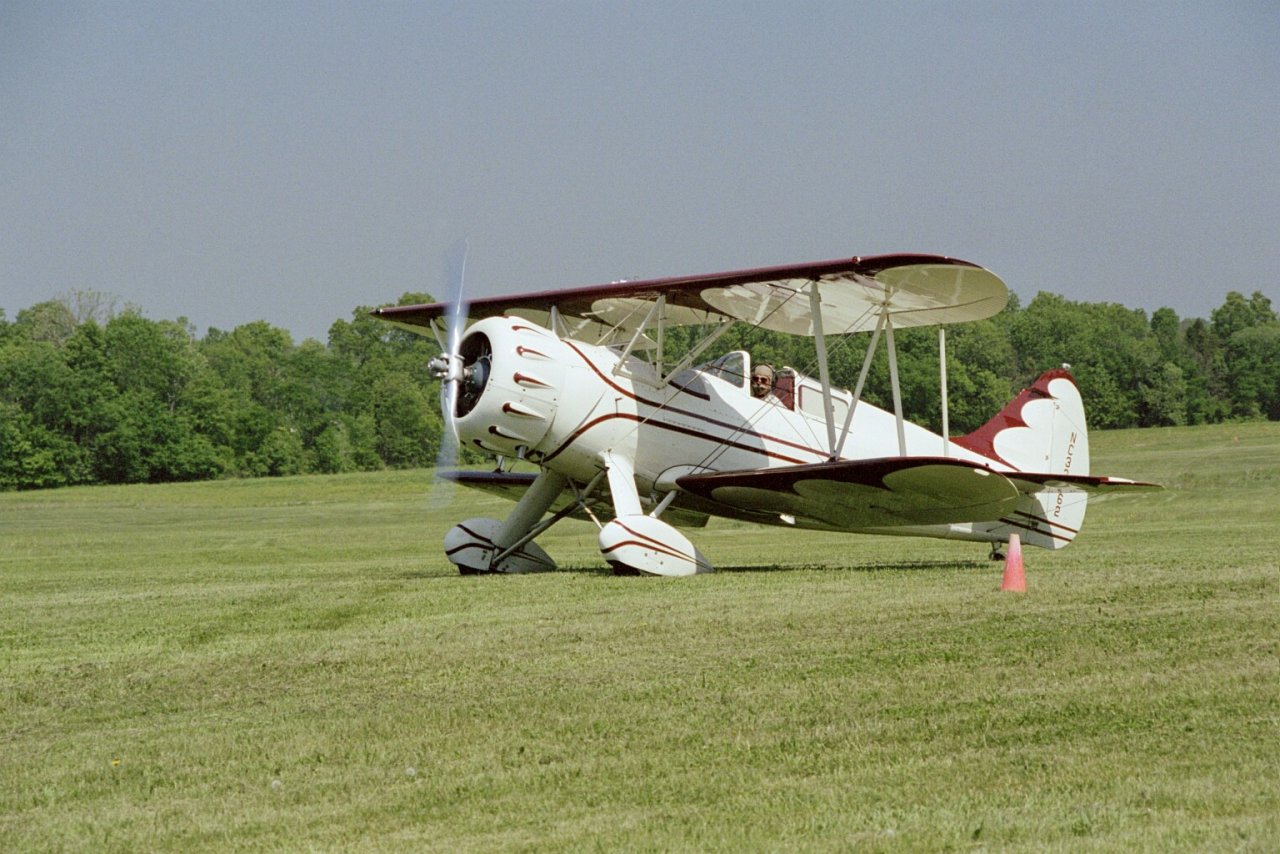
[373,254,1158,576]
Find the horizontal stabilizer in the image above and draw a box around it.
[1006,472,1162,494]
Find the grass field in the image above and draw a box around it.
[3,422,1278,851]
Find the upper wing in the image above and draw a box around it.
[674,457,1160,531]
[372,254,1008,341]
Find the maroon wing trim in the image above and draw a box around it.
[675,455,984,497]
[372,254,977,328]
[676,456,1023,528]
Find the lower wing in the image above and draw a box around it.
[674,457,1160,531]
[441,459,1159,534]
[438,470,711,528]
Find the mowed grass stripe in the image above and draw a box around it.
[2,422,1277,850]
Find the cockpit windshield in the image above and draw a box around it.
[695,350,748,390]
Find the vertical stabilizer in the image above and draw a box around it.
[953,368,1089,476]
[955,369,1090,549]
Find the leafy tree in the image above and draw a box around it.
[91,315,230,482]
[3,282,1278,493]
[371,372,442,468]
[1223,324,1280,420]
[940,318,1016,433]
[348,412,384,471]
[1211,291,1275,341]
[1008,294,1159,428]
[312,421,357,474]
[0,403,86,489]
[1150,307,1182,364]
[12,300,78,347]
[1139,363,1189,426]
[257,426,307,477]
[1203,291,1280,420]
[1183,318,1230,423]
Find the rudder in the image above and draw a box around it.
[953,368,1089,476]
[955,368,1090,549]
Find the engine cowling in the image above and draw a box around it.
[451,317,568,458]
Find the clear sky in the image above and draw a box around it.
[3,2,1277,342]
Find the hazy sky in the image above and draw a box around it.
[3,2,1277,342]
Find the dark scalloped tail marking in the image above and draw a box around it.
[951,368,1076,468]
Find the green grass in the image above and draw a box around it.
[2,422,1278,851]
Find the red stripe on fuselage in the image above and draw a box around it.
[552,340,826,465]
[998,515,1074,544]
[542,412,813,465]
[1012,509,1080,536]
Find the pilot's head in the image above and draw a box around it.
[751,364,775,398]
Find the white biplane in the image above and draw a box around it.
[374,254,1158,576]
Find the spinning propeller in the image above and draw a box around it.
[427,239,491,473]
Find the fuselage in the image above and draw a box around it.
[452,316,1004,502]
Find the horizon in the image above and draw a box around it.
[3,276,1264,346]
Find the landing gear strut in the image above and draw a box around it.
[443,470,567,574]
[596,452,712,577]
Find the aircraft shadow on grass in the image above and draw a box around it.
[400,559,990,579]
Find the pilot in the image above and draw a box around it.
[751,364,782,404]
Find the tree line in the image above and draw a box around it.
[2,288,1277,491]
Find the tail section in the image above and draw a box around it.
[991,491,1089,551]
[953,368,1089,476]
[954,368,1090,550]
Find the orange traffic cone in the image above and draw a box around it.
[1001,534,1026,592]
